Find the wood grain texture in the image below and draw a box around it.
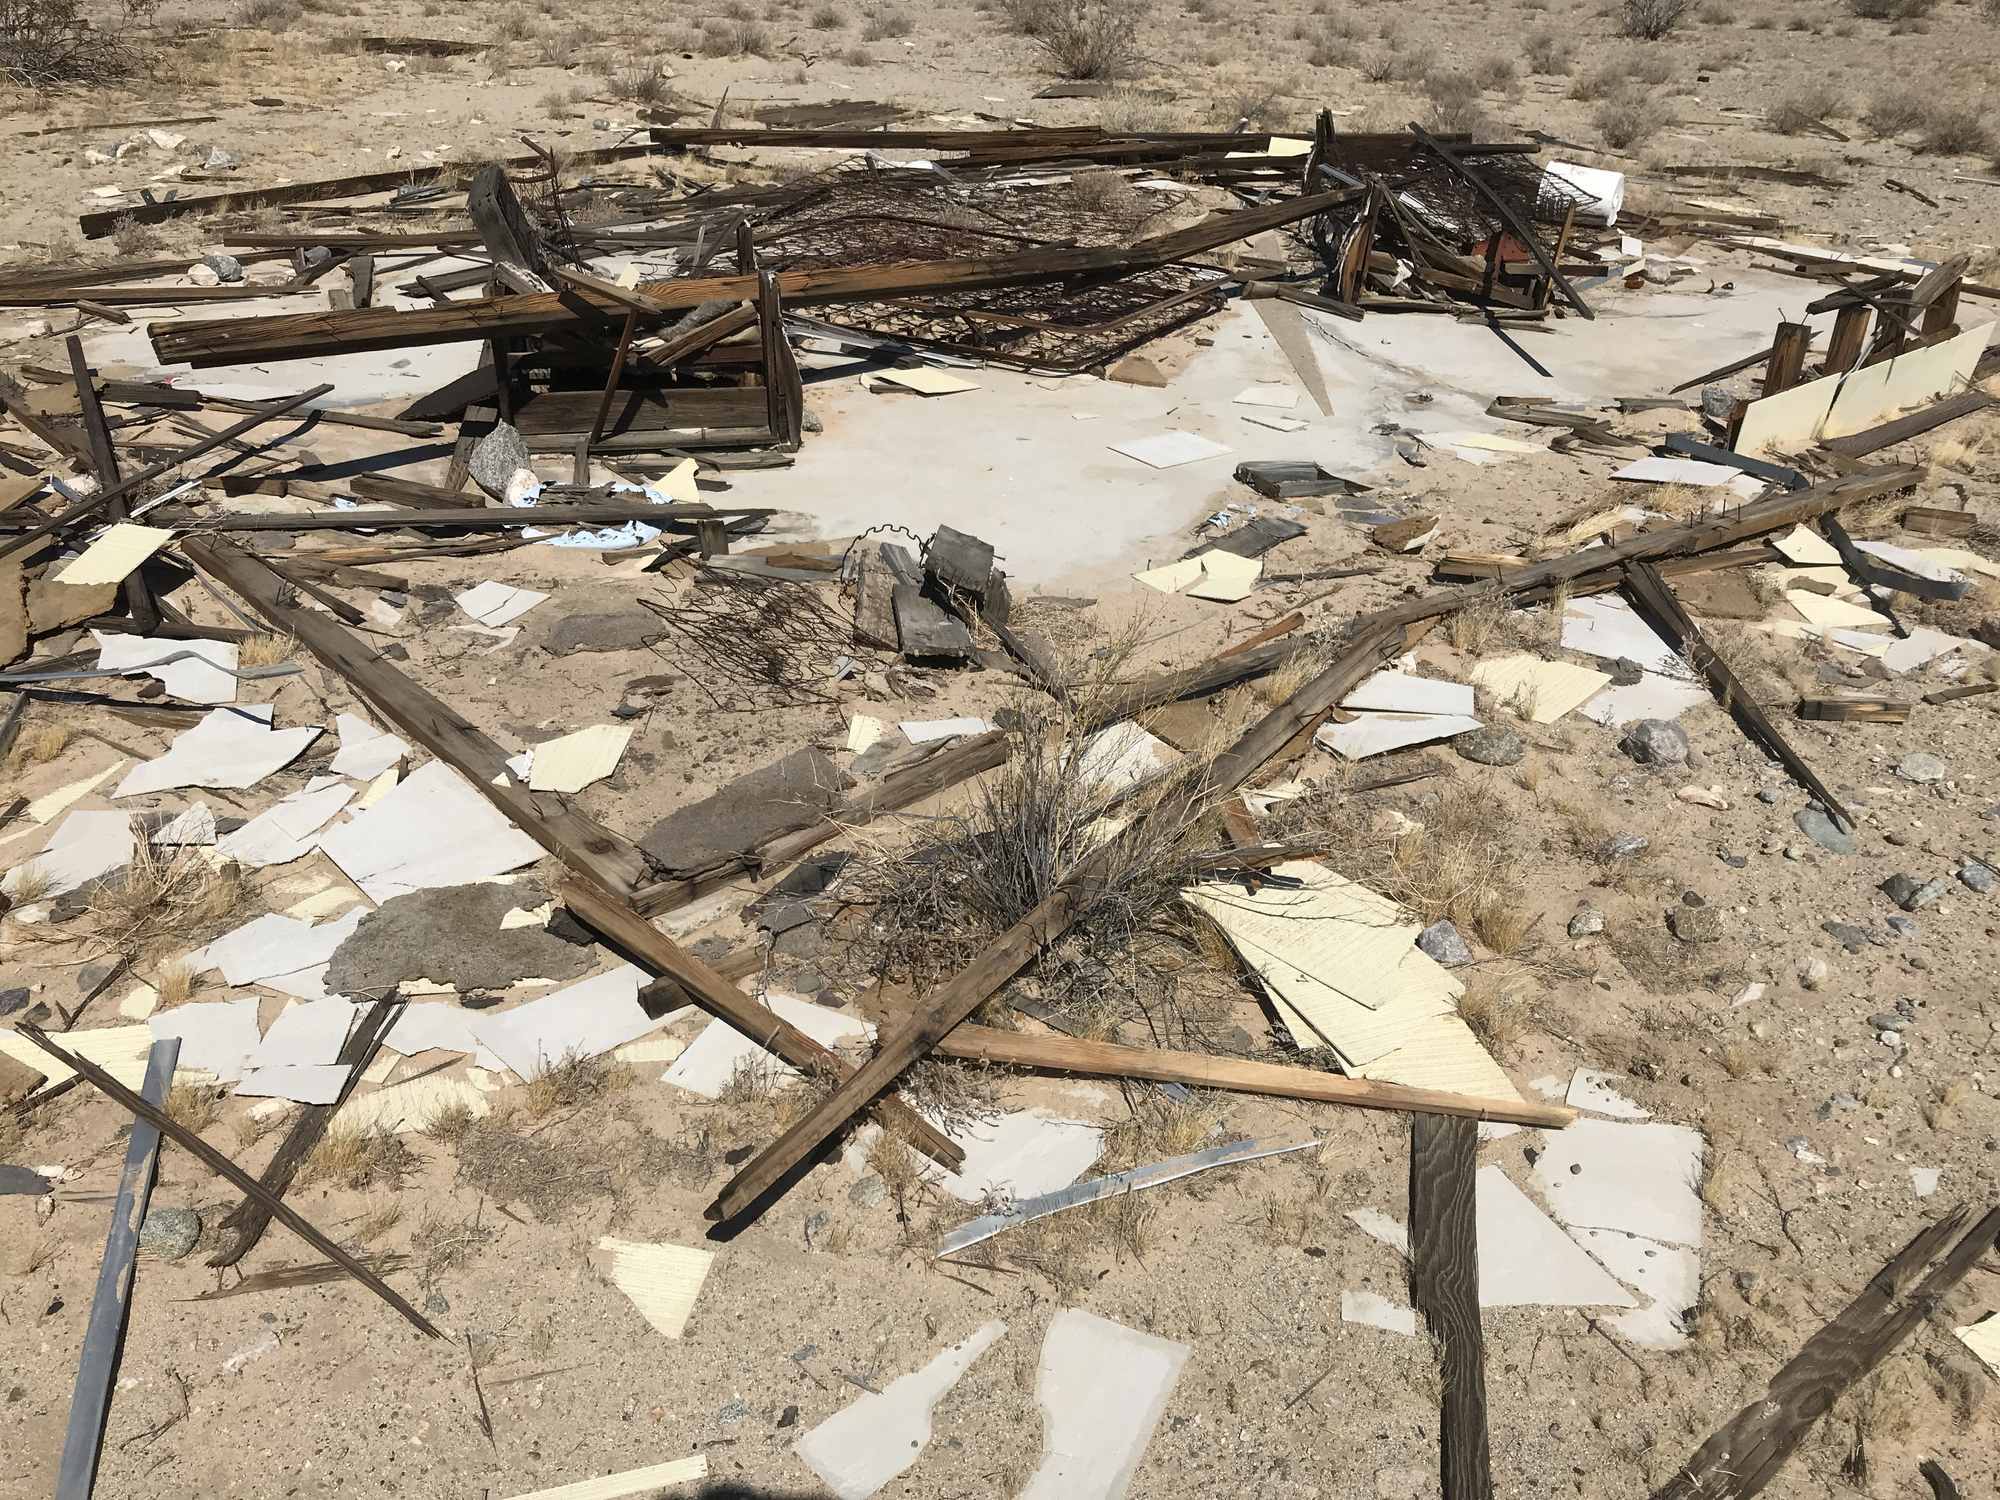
[1408,1113,1493,1500]
[1654,1205,2000,1500]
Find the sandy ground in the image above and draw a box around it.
[4,1,2000,1498]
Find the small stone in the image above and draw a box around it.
[1567,909,1605,938]
[1886,914,1918,937]
[1958,860,1996,894]
[136,1205,201,1261]
[204,145,240,170]
[1719,852,1747,868]
[1417,920,1473,967]
[1106,353,1168,388]
[1794,806,1856,855]
[1757,786,1782,805]
[200,253,244,283]
[1784,842,1809,861]
[468,421,532,501]
[1454,725,1523,767]
[1821,920,1874,953]
[1896,752,1947,784]
[1880,874,1945,912]
[792,967,828,995]
[1620,718,1689,767]
[848,1175,887,1208]
[1608,656,1645,687]
[1677,785,1728,810]
[802,1210,829,1250]
[1668,906,1722,944]
[423,1292,450,1315]
[1829,1092,1861,1111]
[186,261,220,287]
[1606,833,1648,860]
[1797,955,1830,990]
[716,1399,750,1425]
[801,408,824,434]
[778,1404,800,1429]
[1869,1011,1908,1033]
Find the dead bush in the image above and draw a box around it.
[1523,25,1572,75]
[82,841,247,962]
[861,7,912,39]
[1849,0,1932,15]
[1864,87,1924,138]
[1916,103,1993,157]
[1622,0,1692,38]
[810,2,844,24]
[1,0,134,85]
[236,0,301,27]
[1425,68,1486,133]
[1768,82,1843,135]
[1027,0,1147,80]
[1596,85,1676,150]
[1356,45,1398,82]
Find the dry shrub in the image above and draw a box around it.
[1597,86,1676,150]
[299,1124,418,1191]
[861,7,912,39]
[1424,69,1486,134]
[84,842,246,961]
[1916,104,1993,157]
[1024,0,1147,80]
[155,959,196,1008]
[1849,0,1932,15]
[1622,0,1692,38]
[1,0,135,84]
[1864,87,1929,137]
[1384,784,1526,939]
[1457,976,1526,1053]
[1524,25,1571,75]
[8,720,68,766]
[1470,55,1518,93]
[608,63,670,105]
[1098,1089,1221,1171]
[1356,45,1398,82]
[1068,167,1147,226]
[236,0,301,27]
[520,1050,631,1119]
[1768,82,1843,135]
[810,2,844,23]
[1000,1209,1091,1298]
[165,1082,222,1134]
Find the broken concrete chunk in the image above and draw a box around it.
[1794,806,1856,855]
[542,610,667,656]
[468,420,531,501]
[200,253,244,283]
[638,748,853,877]
[1619,718,1689,766]
[1416,919,1472,967]
[325,880,592,996]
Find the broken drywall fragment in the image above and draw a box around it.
[794,1320,1007,1500]
[148,997,262,1082]
[1578,671,1710,728]
[1019,1309,1189,1500]
[845,714,884,755]
[115,705,321,798]
[1132,556,1203,593]
[496,1456,709,1500]
[472,965,666,1081]
[54,523,171,587]
[1955,1312,2000,1379]
[1569,1226,1697,1350]
[234,1062,351,1105]
[1341,1290,1417,1337]
[1476,1167,1638,1309]
[1565,1068,1650,1120]
[1,808,132,899]
[327,713,409,780]
[246,999,354,1070]
[215,779,355,869]
[455,579,547,628]
[94,632,241,705]
[0,1023,154,1093]
[26,760,125,825]
[592,1236,715,1339]
[1183,549,1261,603]
[1532,1118,1704,1248]
[873,366,979,396]
[1467,654,1612,724]
[1074,722,1178,796]
[1341,669,1475,717]
[318,760,541,901]
[663,991,868,1099]
[1107,431,1232,469]
[927,1110,1102,1205]
[150,802,217,846]
[1315,711,1482,760]
[527,723,631,793]
[334,1072,489,1134]
[899,717,996,744]
[1233,383,1299,409]
[1561,595,1684,675]
[187,908,364,987]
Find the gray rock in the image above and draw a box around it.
[1797,954,1830,990]
[1417,920,1473,967]
[1896,752,1947,784]
[137,1205,201,1261]
[1606,833,1649,860]
[1620,718,1690,767]
[203,145,239,170]
[1821,920,1877,953]
[1887,914,1918,936]
[467,421,532,501]
[1567,909,1605,938]
[1794,806,1856,855]
[1757,786,1782,805]
[1669,905,1722,944]
[801,408,824,434]
[423,1291,450,1315]
[1608,657,1645,687]
[199,253,243,283]
[1454,725,1523,767]
[1958,860,1996,894]
[1784,842,1809,861]
[802,1211,829,1250]
[792,968,828,995]
[1869,1012,1909,1033]
[0,988,29,1016]
[848,1175,887,1209]
[716,1399,751,1425]
[1880,874,1946,912]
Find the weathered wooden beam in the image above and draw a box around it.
[150,187,1363,367]
[936,1026,1572,1127]
[125,500,774,536]
[702,616,1410,1224]
[1409,1113,1493,1500]
[1653,1204,2000,1500]
[1764,320,1811,394]
[67,335,160,633]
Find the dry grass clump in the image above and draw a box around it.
[165,1082,222,1134]
[1068,167,1148,226]
[154,959,197,1009]
[412,1207,497,1288]
[861,7,912,40]
[608,63,670,106]
[299,1123,418,1191]
[2,0,136,84]
[1385,785,1529,947]
[810,2,844,25]
[1768,83,1843,135]
[1622,0,1692,38]
[237,0,302,28]
[1849,0,1933,16]
[1424,69,1486,134]
[1523,25,1571,75]
[1864,87,1930,137]
[520,1050,632,1120]
[1098,1089,1222,1172]
[7,720,68,766]
[1915,104,1993,157]
[84,842,245,960]
[1457,976,1526,1053]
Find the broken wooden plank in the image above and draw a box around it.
[934,1026,1572,1127]
[1899,505,1976,538]
[1622,559,1854,830]
[702,616,1410,1224]
[1654,1204,2000,1500]
[139,501,774,535]
[468,164,548,282]
[560,877,965,1175]
[67,335,160,634]
[1409,1112,1493,1500]
[1821,389,1998,459]
[16,1023,439,1338]
[1795,696,1910,724]
[892,582,974,661]
[151,187,1364,367]
[179,537,651,895]
[209,999,400,1268]
[54,1038,178,1500]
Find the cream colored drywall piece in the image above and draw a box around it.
[651,456,699,504]
[1735,320,1993,456]
[593,1237,715,1339]
[1771,524,1842,567]
[875,366,978,395]
[27,760,124,824]
[118,983,159,1020]
[0,1023,153,1091]
[334,1073,489,1134]
[846,714,884,754]
[498,1456,709,1500]
[499,901,554,930]
[354,766,398,809]
[1132,556,1202,594]
[1184,549,1262,602]
[1955,1312,2000,1378]
[1468,654,1611,724]
[528,723,633,793]
[54,523,172,586]
[1786,589,1894,630]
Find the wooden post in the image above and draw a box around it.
[735,218,756,273]
[466,163,546,280]
[66,334,160,632]
[1922,274,1962,337]
[696,517,727,557]
[1764,320,1811,394]
[587,309,639,446]
[1409,1113,1492,1500]
[1825,304,1870,373]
